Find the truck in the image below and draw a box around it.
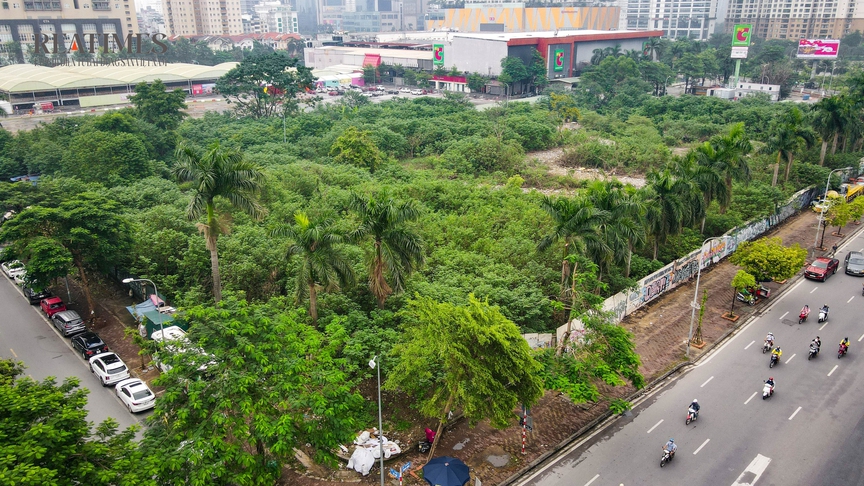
[839,183,864,203]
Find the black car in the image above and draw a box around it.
[70,331,109,359]
[846,251,864,276]
[23,286,52,305]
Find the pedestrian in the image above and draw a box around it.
[832,243,838,256]
[424,427,436,444]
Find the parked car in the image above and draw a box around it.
[90,352,130,386]
[846,251,864,276]
[12,271,27,286]
[386,89,399,94]
[51,309,85,336]
[71,331,109,359]
[328,90,340,96]
[23,286,51,304]
[804,257,839,281]
[399,87,412,93]
[375,85,386,91]
[115,378,156,413]
[410,89,427,95]
[40,296,67,317]
[1,260,25,278]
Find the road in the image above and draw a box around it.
[0,274,146,432]
[519,225,864,486]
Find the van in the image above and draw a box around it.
[52,310,85,336]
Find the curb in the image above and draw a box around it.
[501,215,864,485]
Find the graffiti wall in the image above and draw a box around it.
[561,187,815,336]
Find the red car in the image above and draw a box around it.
[40,296,67,317]
[804,257,839,281]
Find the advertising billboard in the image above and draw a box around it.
[553,49,565,72]
[732,24,752,47]
[731,47,748,59]
[433,44,444,66]
[796,39,840,58]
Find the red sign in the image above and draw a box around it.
[797,39,840,59]
[431,75,467,83]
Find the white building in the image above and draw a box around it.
[253,1,300,34]
[623,0,717,40]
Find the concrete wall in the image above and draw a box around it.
[449,37,508,76]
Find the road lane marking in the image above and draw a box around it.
[745,340,755,350]
[779,311,789,320]
[810,287,817,293]
[849,296,856,303]
[828,364,839,376]
[693,438,710,455]
[9,348,16,358]
[584,474,599,486]
[745,391,757,404]
[701,376,714,387]
[785,354,796,364]
[647,419,663,433]
[819,321,828,331]
[732,454,772,486]
[788,407,802,420]
[858,333,864,342]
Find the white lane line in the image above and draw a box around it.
[647,419,663,434]
[828,364,839,376]
[9,348,16,358]
[849,296,856,303]
[745,340,755,350]
[810,287,818,293]
[819,321,829,331]
[701,376,714,387]
[732,454,772,486]
[788,406,802,421]
[693,438,710,455]
[858,333,864,342]
[785,354,796,364]
[584,474,599,486]
[779,311,789,320]
[744,391,758,405]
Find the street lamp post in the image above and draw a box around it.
[369,356,384,486]
[664,75,673,96]
[687,236,729,358]
[814,166,853,249]
[122,277,163,344]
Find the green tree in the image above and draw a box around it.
[729,237,807,282]
[329,126,384,173]
[694,122,753,214]
[270,211,355,325]
[762,107,816,186]
[142,296,364,485]
[499,56,528,96]
[128,79,188,130]
[215,52,316,119]
[527,49,549,93]
[643,167,689,260]
[348,193,425,307]
[826,197,853,237]
[812,96,847,164]
[730,270,756,317]
[548,92,581,130]
[362,64,378,84]
[15,236,73,289]
[467,73,488,93]
[385,295,544,459]
[644,37,662,61]
[62,131,151,185]
[0,193,133,316]
[173,141,266,303]
[585,180,646,279]
[0,358,148,486]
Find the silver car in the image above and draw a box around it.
[51,310,85,336]
[845,251,864,276]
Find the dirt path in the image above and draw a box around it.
[526,147,647,188]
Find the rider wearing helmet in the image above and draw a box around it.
[771,347,782,358]
[815,336,821,349]
[765,377,775,388]
[765,332,774,347]
[841,337,850,351]
[663,438,677,457]
[689,399,700,413]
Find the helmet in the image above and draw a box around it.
[817,336,820,339]
[776,347,781,351]
[669,438,674,442]
[769,377,774,381]
[692,399,698,403]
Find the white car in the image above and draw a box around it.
[399,87,411,93]
[1,260,25,278]
[13,270,27,286]
[115,378,156,413]
[90,352,131,386]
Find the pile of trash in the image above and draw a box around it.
[343,429,402,476]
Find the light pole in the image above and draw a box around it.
[122,277,163,344]
[687,236,729,358]
[664,75,673,96]
[369,356,384,486]
[815,166,853,249]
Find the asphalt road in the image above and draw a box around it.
[519,225,864,486]
[0,273,146,432]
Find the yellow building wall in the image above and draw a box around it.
[426,7,620,33]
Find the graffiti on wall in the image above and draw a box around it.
[641,266,672,304]
[670,253,700,286]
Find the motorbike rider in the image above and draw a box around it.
[765,332,775,347]
[663,438,677,457]
[765,377,775,391]
[820,304,829,318]
[689,398,700,415]
[771,347,783,360]
[800,305,810,317]
[840,337,851,352]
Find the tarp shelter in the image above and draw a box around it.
[126,299,186,339]
[422,456,470,486]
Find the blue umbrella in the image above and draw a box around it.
[422,456,470,486]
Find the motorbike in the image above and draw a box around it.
[769,353,779,368]
[660,449,674,467]
[818,308,829,323]
[685,407,698,425]
[799,306,811,324]
[762,382,774,399]
[839,343,849,359]
[736,288,756,306]
[808,345,819,360]
[762,340,773,354]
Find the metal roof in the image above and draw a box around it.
[0,62,238,94]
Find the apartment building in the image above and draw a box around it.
[162,0,244,36]
[623,0,718,40]
[253,1,299,33]
[725,0,864,40]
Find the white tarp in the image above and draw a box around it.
[345,431,402,476]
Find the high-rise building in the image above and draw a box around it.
[0,0,139,56]
[725,0,864,40]
[623,0,717,40]
[295,0,320,33]
[253,1,300,32]
[162,0,244,36]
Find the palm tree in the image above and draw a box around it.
[270,211,355,325]
[684,148,727,232]
[813,96,846,165]
[645,37,662,62]
[590,48,606,66]
[695,122,752,213]
[762,108,817,186]
[585,180,646,278]
[643,168,688,260]
[173,141,265,302]
[348,193,425,307]
[538,195,610,294]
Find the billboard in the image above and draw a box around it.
[731,47,748,59]
[797,39,840,58]
[433,44,444,66]
[732,24,752,47]
[553,49,565,72]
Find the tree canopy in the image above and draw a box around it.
[216,52,316,119]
